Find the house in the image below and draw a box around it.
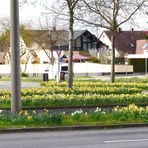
[51,30,102,52]
[18,29,104,64]
[127,39,148,73]
[99,29,148,57]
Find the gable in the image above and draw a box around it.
[50,30,102,50]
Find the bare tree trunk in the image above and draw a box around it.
[111,33,115,83]
[68,9,74,88]
[23,56,30,73]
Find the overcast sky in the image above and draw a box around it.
[0,0,10,17]
[0,0,147,31]
[0,0,43,27]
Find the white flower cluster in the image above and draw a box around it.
[71,109,83,116]
[95,107,102,113]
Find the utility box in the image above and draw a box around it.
[60,71,65,81]
[61,65,68,72]
[59,64,68,81]
[43,73,48,81]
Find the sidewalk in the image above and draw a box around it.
[0,81,40,89]
[0,123,148,134]
[80,73,148,81]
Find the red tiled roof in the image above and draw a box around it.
[105,31,148,56]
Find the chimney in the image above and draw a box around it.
[117,27,122,33]
[53,26,56,31]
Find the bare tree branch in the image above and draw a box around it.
[118,0,145,27]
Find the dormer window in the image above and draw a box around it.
[130,43,134,48]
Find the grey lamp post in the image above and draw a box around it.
[10,0,21,113]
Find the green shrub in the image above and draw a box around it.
[115,57,125,64]
[21,73,29,77]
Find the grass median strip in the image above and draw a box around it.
[0,104,147,128]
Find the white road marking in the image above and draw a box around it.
[104,139,148,143]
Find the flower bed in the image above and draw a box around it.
[0,104,148,128]
[0,80,147,108]
[21,86,141,96]
[42,81,148,89]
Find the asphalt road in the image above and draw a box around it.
[0,81,40,89]
[0,127,148,148]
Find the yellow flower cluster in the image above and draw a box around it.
[0,80,147,109]
[27,116,32,120]
[41,81,148,90]
[21,85,141,96]
[114,104,145,113]
[18,110,33,121]
[43,109,49,113]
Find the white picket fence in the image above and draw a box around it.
[0,63,133,78]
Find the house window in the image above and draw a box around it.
[130,43,134,48]
[83,36,88,42]
[43,61,49,64]
[76,37,81,47]
[83,43,87,50]
[93,42,97,48]
[88,43,92,49]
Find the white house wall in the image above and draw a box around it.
[19,36,65,64]
[37,50,64,64]
[99,32,119,57]
[0,63,133,78]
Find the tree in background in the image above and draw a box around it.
[44,0,80,88]
[99,51,111,64]
[0,17,10,52]
[0,29,10,52]
[0,23,34,63]
[76,0,146,83]
[65,0,79,88]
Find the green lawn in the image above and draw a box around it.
[0,77,147,128]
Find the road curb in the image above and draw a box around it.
[0,123,148,134]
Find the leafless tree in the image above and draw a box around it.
[20,0,38,6]
[21,0,80,87]
[27,27,63,65]
[65,0,79,88]
[76,0,146,83]
[0,19,32,63]
[50,0,80,88]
